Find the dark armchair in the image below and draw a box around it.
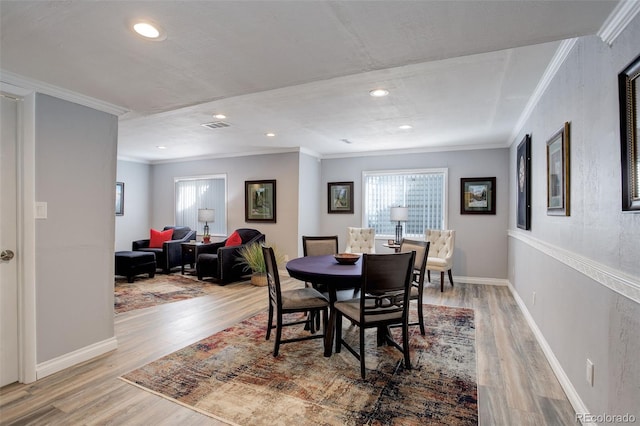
[196,228,265,284]
[132,226,196,274]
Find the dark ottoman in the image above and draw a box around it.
[115,251,156,283]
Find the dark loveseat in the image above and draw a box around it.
[196,228,265,284]
[132,226,197,273]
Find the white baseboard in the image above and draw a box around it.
[36,337,118,380]
[507,281,594,426]
[453,276,508,286]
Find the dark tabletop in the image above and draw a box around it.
[286,254,362,288]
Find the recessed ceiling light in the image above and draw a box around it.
[156,145,167,149]
[265,132,276,137]
[131,20,167,41]
[369,88,389,97]
[213,114,226,119]
[399,125,413,130]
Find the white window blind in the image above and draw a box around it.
[363,169,447,238]
[175,175,226,236]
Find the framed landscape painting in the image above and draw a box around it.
[115,182,124,216]
[328,181,354,214]
[517,134,531,229]
[245,180,276,223]
[460,177,496,214]
[546,122,570,216]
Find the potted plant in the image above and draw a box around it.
[238,242,284,286]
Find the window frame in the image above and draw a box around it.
[174,174,228,236]
[361,168,448,240]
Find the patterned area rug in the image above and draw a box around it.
[121,305,477,425]
[114,274,219,314]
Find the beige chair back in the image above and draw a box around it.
[302,236,339,257]
[425,229,455,261]
[344,227,375,254]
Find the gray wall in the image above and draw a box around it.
[321,148,510,280]
[115,160,151,251]
[149,152,301,259]
[297,152,322,257]
[35,94,117,362]
[508,15,640,418]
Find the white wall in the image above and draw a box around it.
[508,15,640,418]
[115,160,151,251]
[35,94,117,363]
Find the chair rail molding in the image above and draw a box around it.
[508,230,640,304]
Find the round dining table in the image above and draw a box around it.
[286,254,362,356]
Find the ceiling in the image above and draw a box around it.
[0,1,619,163]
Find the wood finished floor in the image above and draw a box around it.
[0,274,577,425]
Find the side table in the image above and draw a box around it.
[181,242,214,274]
[382,243,401,253]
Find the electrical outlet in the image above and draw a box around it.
[532,291,536,306]
[586,359,594,386]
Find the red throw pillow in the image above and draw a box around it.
[225,231,242,247]
[149,228,173,248]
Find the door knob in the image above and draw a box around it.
[0,250,15,261]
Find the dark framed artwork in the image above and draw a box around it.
[115,182,124,216]
[517,134,531,229]
[245,180,276,222]
[619,53,640,211]
[546,122,570,216]
[327,181,354,214]
[460,177,496,214]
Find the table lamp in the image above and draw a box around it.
[198,208,215,236]
[390,206,409,244]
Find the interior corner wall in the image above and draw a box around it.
[321,148,509,280]
[508,16,640,418]
[149,152,301,260]
[34,94,117,363]
[115,160,151,251]
[297,152,322,257]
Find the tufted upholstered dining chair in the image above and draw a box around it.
[399,238,430,335]
[263,246,329,357]
[344,227,376,254]
[424,229,455,292]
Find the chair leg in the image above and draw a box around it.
[266,304,274,340]
[427,270,431,282]
[359,326,366,379]
[448,269,454,287]
[273,314,283,357]
[402,321,411,371]
[417,299,425,336]
[440,271,444,292]
[335,312,343,353]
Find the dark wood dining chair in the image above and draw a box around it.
[302,235,339,257]
[263,246,329,357]
[399,238,430,335]
[333,251,415,379]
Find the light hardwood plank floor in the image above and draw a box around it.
[0,274,576,425]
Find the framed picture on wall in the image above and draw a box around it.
[460,177,496,214]
[327,181,354,214]
[245,180,276,222]
[546,122,570,216]
[619,53,640,211]
[517,134,531,229]
[115,182,124,216]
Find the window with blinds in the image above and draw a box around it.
[363,169,447,239]
[175,175,227,236]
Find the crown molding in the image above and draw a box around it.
[509,38,577,146]
[598,0,640,46]
[0,69,129,117]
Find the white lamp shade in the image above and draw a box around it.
[198,208,215,222]
[390,206,409,221]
